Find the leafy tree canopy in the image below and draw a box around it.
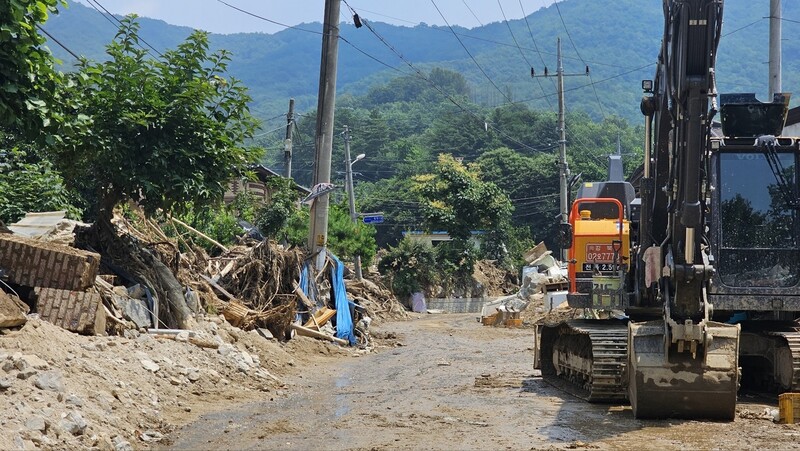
[414,154,512,242]
[0,0,63,134]
[53,16,261,221]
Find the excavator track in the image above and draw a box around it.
[539,319,628,403]
[767,328,800,390]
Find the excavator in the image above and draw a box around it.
[536,0,800,419]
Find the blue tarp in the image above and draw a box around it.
[330,254,356,345]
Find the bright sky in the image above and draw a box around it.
[71,0,554,35]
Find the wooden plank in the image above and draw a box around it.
[303,307,337,330]
[290,323,348,346]
[200,274,237,301]
[293,281,314,309]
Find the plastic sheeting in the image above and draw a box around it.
[330,254,356,345]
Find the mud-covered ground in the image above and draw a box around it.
[164,314,800,450]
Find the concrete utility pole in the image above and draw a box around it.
[769,0,782,99]
[308,0,341,269]
[343,125,365,280]
[531,37,588,261]
[284,98,294,179]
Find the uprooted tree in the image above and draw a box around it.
[51,16,261,328]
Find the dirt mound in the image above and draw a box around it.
[519,293,583,327]
[472,260,518,297]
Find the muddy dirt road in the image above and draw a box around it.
[165,314,800,450]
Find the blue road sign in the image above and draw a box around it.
[362,215,384,224]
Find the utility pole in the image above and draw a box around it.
[769,0,782,99]
[531,37,588,261]
[284,98,294,179]
[343,126,364,280]
[308,0,341,270]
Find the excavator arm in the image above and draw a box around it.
[631,0,740,420]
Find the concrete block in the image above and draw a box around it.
[0,234,100,291]
[33,288,106,335]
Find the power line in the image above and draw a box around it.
[723,18,765,36]
[553,0,606,120]
[462,0,484,27]
[517,0,555,111]
[354,15,544,154]
[36,25,80,60]
[498,1,534,70]
[430,0,513,104]
[215,0,322,35]
[88,0,164,58]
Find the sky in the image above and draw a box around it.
[72,0,555,35]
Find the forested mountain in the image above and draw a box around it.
[44,0,800,127]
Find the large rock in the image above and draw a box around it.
[34,370,65,393]
[59,411,87,436]
[0,290,28,328]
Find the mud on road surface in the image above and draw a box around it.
[165,314,800,450]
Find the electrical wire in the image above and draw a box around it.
[36,25,81,60]
[355,15,545,155]
[215,0,322,35]
[462,0,484,27]
[430,0,514,104]
[88,0,164,58]
[553,0,607,120]
[517,0,555,111]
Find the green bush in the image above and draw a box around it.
[0,146,81,223]
[378,237,437,300]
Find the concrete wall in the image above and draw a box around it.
[426,297,489,313]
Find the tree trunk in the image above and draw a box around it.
[84,203,195,330]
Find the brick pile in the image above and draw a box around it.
[0,234,100,291]
[0,234,105,335]
[33,288,106,335]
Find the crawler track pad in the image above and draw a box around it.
[628,320,740,420]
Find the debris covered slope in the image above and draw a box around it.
[0,211,407,449]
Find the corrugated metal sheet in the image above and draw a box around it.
[7,211,66,238]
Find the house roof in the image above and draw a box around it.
[249,164,311,195]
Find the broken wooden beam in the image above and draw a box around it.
[303,306,336,331]
[290,323,348,346]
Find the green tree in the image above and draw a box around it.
[424,109,497,160]
[53,17,260,328]
[414,154,512,278]
[0,0,63,134]
[377,237,437,301]
[415,154,512,241]
[327,201,377,271]
[55,17,260,222]
[255,178,300,240]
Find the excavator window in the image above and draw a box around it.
[717,152,799,288]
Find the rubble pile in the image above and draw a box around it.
[0,210,407,449]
